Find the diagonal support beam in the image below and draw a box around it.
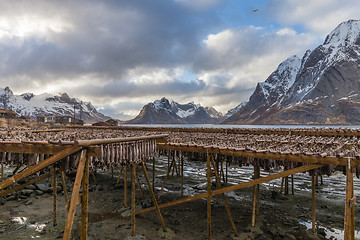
[0,146,81,191]
[0,169,61,197]
[136,163,325,215]
[63,149,88,240]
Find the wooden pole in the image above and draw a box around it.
[312,174,316,233]
[63,149,87,240]
[0,146,81,191]
[280,177,284,194]
[181,155,184,197]
[91,169,97,185]
[344,158,354,240]
[141,162,167,232]
[252,162,259,227]
[135,171,144,200]
[207,153,212,240]
[225,161,228,183]
[152,157,155,191]
[61,171,69,203]
[81,154,89,240]
[210,156,238,236]
[136,164,324,215]
[116,167,124,185]
[157,158,175,200]
[131,164,136,236]
[1,162,3,180]
[51,165,57,227]
[124,166,128,207]
[0,170,60,197]
[256,164,260,215]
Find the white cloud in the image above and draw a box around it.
[266,0,360,37]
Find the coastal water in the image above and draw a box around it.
[122,123,360,129]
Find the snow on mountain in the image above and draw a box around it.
[128,97,224,124]
[0,87,109,123]
[225,101,247,118]
[224,19,360,124]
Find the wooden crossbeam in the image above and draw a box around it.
[136,163,324,215]
[63,149,88,240]
[0,146,81,191]
[0,169,61,197]
[157,143,359,167]
[0,143,98,156]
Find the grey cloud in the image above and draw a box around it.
[0,0,219,83]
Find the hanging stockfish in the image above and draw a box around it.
[111,144,115,166]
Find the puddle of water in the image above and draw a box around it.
[11,216,46,232]
[299,220,360,239]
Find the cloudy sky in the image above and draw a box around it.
[0,0,359,120]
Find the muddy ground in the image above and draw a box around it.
[0,156,358,240]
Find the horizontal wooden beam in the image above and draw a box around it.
[67,125,360,137]
[0,143,98,156]
[136,163,323,215]
[0,146,81,191]
[0,169,61,197]
[75,134,168,146]
[156,143,359,167]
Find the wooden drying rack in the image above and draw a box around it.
[0,132,168,240]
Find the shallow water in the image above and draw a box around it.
[123,123,360,129]
[152,155,359,239]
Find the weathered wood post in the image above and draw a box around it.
[344,157,355,240]
[206,151,212,240]
[312,174,316,233]
[81,153,89,240]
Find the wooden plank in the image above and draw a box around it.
[136,163,324,215]
[61,171,69,203]
[0,170,59,197]
[207,154,212,240]
[156,144,358,167]
[0,143,76,155]
[63,149,87,240]
[51,166,57,227]
[81,154,89,240]
[131,164,136,236]
[124,166,128,207]
[0,146,81,191]
[75,134,168,146]
[312,175,316,233]
[141,161,167,232]
[344,158,354,240]
[210,155,238,236]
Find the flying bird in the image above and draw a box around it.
[252,9,259,13]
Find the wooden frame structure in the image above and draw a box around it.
[0,133,168,240]
[0,126,358,239]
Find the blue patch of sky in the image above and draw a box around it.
[177,69,198,83]
[211,0,307,35]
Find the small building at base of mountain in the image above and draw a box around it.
[0,109,18,119]
[37,115,84,125]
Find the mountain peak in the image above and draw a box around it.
[0,86,109,123]
[128,98,224,124]
[324,19,360,47]
[224,19,360,125]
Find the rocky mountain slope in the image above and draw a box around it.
[127,97,224,124]
[224,19,360,124]
[0,87,109,123]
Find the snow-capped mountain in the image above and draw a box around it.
[0,87,109,123]
[224,19,360,124]
[225,101,247,118]
[127,97,224,124]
